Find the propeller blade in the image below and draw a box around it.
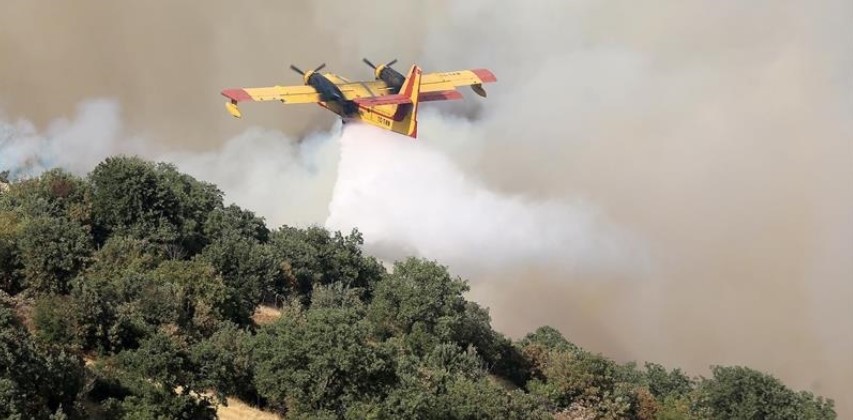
[314,63,326,72]
[387,59,398,67]
[290,65,305,75]
[363,58,377,69]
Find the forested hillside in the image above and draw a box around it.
[0,157,835,419]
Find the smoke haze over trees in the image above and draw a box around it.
[1,1,852,416]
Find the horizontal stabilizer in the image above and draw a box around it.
[419,90,463,102]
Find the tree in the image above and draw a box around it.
[203,204,269,243]
[0,169,92,224]
[196,233,279,324]
[269,227,384,301]
[33,294,77,347]
[374,343,548,419]
[641,362,693,400]
[89,156,222,254]
[190,322,257,403]
[105,333,216,419]
[143,260,230,337]
[0,298,86,418]
[18,216,93,294]
[251,304,396,416]
[367,258,470,347]
[0,211,22,293]
[696,365,835,419]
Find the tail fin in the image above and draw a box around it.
[395,65,422,138]
[351,65,423,138]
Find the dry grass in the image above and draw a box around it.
[252,305,282,326]
[216,398,281,420]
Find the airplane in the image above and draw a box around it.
[220,59,496,138]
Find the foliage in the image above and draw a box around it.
[269,226,384,300]
[18,216,93,294]
[251,303,396,416]
[696,365,835,419]
[33,294,77,347]
[0,211,22,293]
[0,159,838,419]
[0,169,92,224]
[196,232,278,324]
[374,343,549,419]
[89,156,222,254]
[0,299,86,419]
[190,322,257,403]
[641,362,693,400]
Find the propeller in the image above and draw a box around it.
[290,63,326,76]
[363,58,398,70]
[289,64,305,76]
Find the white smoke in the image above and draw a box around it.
[0,99,144,177]
[161,126,342,227]
[0,101,341,228]
[326,120,646,278]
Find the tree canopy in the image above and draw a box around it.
[0,157,836,419]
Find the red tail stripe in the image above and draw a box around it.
[399,67,422,98]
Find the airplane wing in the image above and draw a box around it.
[336,80,395,100]
[221,85,321,117]
[221,80,397,118]
[420,68,497,96]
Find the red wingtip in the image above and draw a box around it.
[221,88,253,102]
[471,68,497,83]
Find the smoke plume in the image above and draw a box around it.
[2,0,852,414]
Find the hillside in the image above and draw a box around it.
[0,157,836,419]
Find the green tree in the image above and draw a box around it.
[269,227,384,301]
[204,204,269,242]
[197,233,279,324]
[696,365,835,419]
[18,216,93,294]
[0,299,86,419]
[0,169,92,224]
[89,156,222,254]
[190,322,257,403]
[367,258,470,348]
[107,333,216,419]
[151,260,229,335]
[33,294,76,347]
[0,211,22,293]
[641,362,693,400]
[373,343,547,419]
[70,273,150,354]
[251,304,396,416]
